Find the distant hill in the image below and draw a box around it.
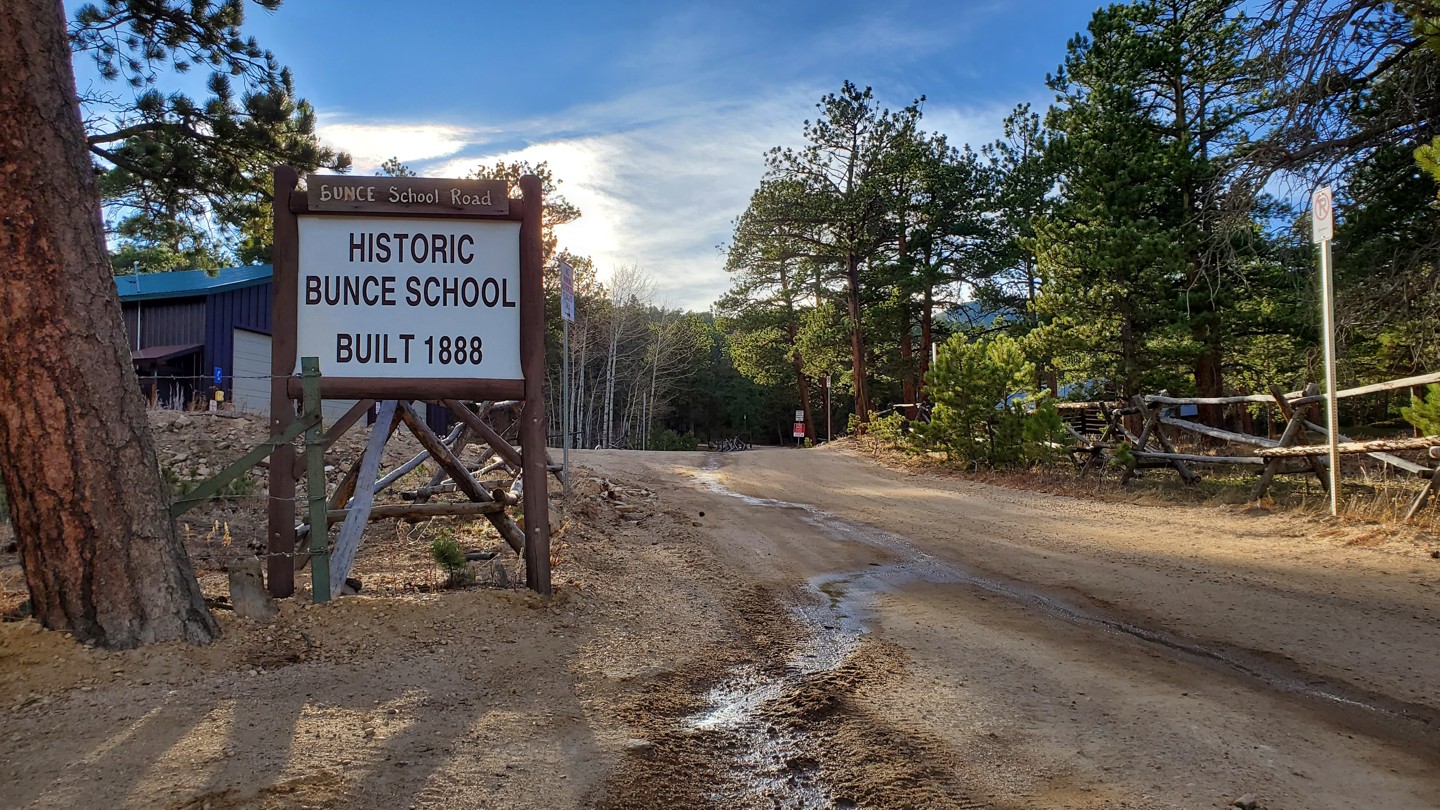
[937,301,1017,330]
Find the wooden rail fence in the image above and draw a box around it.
[1056,372,1440,520]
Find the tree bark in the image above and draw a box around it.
[0,0,218,648]
[778,262,812,439]
[900,302,915,415]
[1194,327,1225,429]
[846,252,870,422]
[920,284,934,401]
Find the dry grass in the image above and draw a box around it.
[847,434,1440,535]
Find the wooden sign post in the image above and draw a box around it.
[267,167,551,597]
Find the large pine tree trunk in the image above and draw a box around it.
[778,262,812,438]
[0,0,218,648]
[1193,320,1225,428]
[900,304,915,415]
[845,252,870,422]
[919,284,934,402]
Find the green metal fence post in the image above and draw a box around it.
[301,357,331,602]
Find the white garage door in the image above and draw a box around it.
[231,329,359,423]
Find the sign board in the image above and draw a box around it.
[213,366,223,384]
[795,409,805,422]
[308,176,508,216]
[793,422,806,438]
[1312,186,1333,243]
[295,216,522,380]
[558,259,576,323]
[269,168,552,602]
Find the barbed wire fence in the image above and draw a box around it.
[2,379,541,614]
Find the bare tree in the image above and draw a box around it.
[599,266,653,448]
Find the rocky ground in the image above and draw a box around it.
[2,415,1438,808]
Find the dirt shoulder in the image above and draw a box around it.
[0,452,801,810]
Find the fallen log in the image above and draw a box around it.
[1056,401,1126,411]
[1159,416,1280,448]
[1300,421,1429,475]
[1133,450,1266,465]
[1147,371,1440,408]
[326,501,505,524]
[1146,393,1273,406]
[1257,436,1440,458]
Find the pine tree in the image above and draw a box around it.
[1,0,220,648]
[1035,0,1264,407]
[71,0,349,272]
[764,82,923,423]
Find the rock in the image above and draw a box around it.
[228,558,278,620]
[623,738,653,754]
[493,562,510,588]
[1231,794,1264,810]
[517,505,565,535]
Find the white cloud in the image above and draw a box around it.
[316,88,1018,311]
[316,118,481,173]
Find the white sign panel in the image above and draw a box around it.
[795,409,805,422]
[558,259,576,323]
[296,216,522,379]
[1311,185,1333,243]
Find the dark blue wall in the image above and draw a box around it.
[204,282,273,395]
[121,298,205,351]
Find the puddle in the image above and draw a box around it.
[681,573,866,808]
[688,458,1440,770]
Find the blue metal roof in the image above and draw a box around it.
[114,264,273,302]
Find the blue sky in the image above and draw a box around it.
[82,1,1104,309]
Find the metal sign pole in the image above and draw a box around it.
[825,375,832,442]
[1313,186,1340,516]
[562,316,570,499]
[558,259,576,499]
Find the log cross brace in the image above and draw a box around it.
[169,412,320,519]
[396,402,526,554]
[1122,396,1199,485]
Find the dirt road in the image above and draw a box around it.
[581,445,1440,809]
[2,441,1438,809]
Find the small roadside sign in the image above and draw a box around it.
[793,422,805,438]
[558,259,576,323]
[1312,186,1333,243]
[795,409,804,422]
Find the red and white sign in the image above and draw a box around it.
[793,422,806,438]
[1311,186,1333,243]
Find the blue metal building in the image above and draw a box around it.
[115,265,273,407]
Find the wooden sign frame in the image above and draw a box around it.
[266,166,551,597]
